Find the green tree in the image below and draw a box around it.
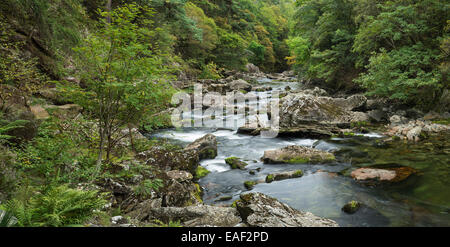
[69,4,174,170]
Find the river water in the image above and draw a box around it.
[150,78,450,227]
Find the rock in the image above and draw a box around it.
[184,134,217,160]
[225,157,248,169]
[166,170,193,182]
[44,104,82,120]
[38,88,71,105]
[137,146,199,174]
[279,92,369,128]
[148,205,242,227]
[351,164,417,184]
[341,201,361,214]
[389,115,408,126]
[265,170,303,183]
[367,109,387,122]
[406,126,422,142]
[385,119,449,141]
[243,180,258,190]
[301,87,328,96]
[215,195,233,202]
[125,198,163,221]
[245,63,260,74]
[229,79,252,92]
[111,216,128,225]
[30,105,50,120]
[235,192,338,227]
[351,168,397,181]
[161,179,203,207]
[262,145,335,164]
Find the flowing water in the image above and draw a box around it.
[150,78,450,227]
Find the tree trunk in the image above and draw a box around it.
[106,0,112,23]
[128,123,135,152]
[95,126,105,179]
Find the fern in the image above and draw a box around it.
[3,185,108,227]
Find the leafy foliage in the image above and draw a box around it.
[68,4,175,165]
[288,0,449,107]
[1,185,107,227]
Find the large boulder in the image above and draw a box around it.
[184,134,217,160]
[147,205,242,227]
[137,146,199,174]
[262,145,336,164]
[235,192,338,227]
[160,177,202,207]
[279,92,369,127]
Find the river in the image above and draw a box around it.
[150,77,450,227]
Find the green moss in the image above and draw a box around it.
[190,183,203,204]
[432,118,450,125]
[225,157,248,169]
[243,180,257,190]
[285,157,310,164]
[293,170,303,177]
[195,166,210,179]
[351,121,369,128]
[231,199,242,208]
[265,174,274,183]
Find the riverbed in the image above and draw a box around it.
[150,78,450,227]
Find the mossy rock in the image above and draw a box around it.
[342,200,361,214]
[225,157,248,169]
[265,174,275,183]
[195,166,210,179]
[243,180,257,190]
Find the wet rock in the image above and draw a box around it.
[235,192,338,227]
[351,164,417,184]
[148,205,242,227]
[215,195,233,202]
[184,134,217,160]
[341,201,361,214]
[265,170,303,183]
[225,157,248,169]
[243,180,258,190]
[262,145,335,164]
